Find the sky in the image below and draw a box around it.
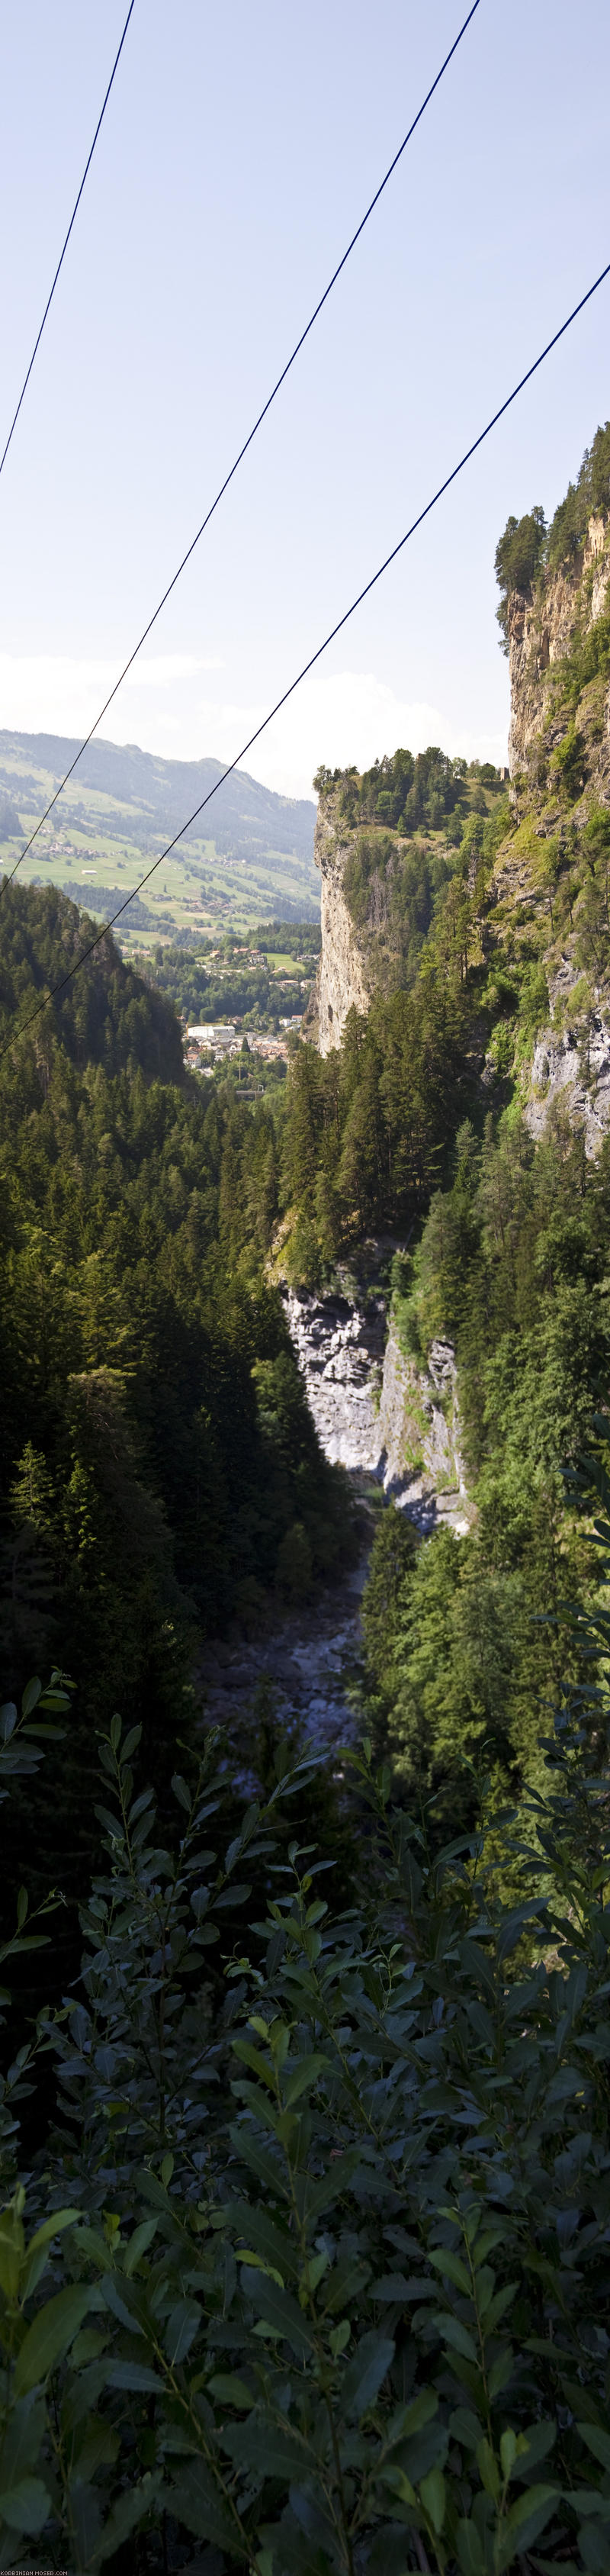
[0,0,608,803]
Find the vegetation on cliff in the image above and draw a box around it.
[361,1108,608,1822]
[494,420,610,647]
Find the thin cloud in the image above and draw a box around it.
[0,655,507,800]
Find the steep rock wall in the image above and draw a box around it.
[507,511,610,791]
[479,505,610,1151]
[285,1284,470,1533]
[302,787,372,1054]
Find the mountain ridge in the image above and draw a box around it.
[0,728,316,857]
[0,727,318,934]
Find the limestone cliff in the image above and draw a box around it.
[303,434,610,1157]
[489,491,610,1149]
[285,1282,470,1532]
[302,786,373,1054]
[506,510,610,795]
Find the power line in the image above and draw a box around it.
[0,2,136,485]
[2,251,608,1068]
[2,0,481,894]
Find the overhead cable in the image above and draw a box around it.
[0,1,136,485]
[2,0,481,892]
[3,251,609,1065]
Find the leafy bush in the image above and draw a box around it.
[2,1644,610,2568]
[551,727,587,803]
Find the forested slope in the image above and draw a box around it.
[0,886,352,1936]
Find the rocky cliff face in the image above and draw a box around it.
[302,787,372,1054]
[487,501,610,1152]
[507,511,610,794]
[285,1283,470,1533]
[303,464,610,1173]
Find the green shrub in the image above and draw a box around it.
[2,1670,610,2569]
[551,726,586,802]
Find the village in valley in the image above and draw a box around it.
[181,935,308,1077]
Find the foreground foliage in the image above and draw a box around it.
[1,1626,609,2569]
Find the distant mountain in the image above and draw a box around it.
[0,729,319,934]
[0,729,315,860]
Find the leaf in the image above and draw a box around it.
[578,2422,610,2471]
[488,2348,514,2401]
[304,2152,360,2218]
[0,2394,47,2491]
[477,2436,500,2500]
[239,2267,314,2357]
[169,2458,239,2551]
[339,2330,394,2420]
[387,2391,438,2444]
[172,1773,192,1812]
[21,1679,43,1720]
[228,2123,284,2198]
[284,2052,329,2107]
[499,2484,560,2562]
[14,2286,91,2394]
[232,2038,277,2091]
[22,2205,82,2294]
[368,2529,425,2576]
[223,2417,319,2481]
[500,2427,518,2478]
[68,2476,103,2565]
[0,2474,51,2534]
[100,2274,146,2334]
[207,2372,255,2410]
[74,2420,120,2479]
[0,2204,25,2301]
[96,2472,161,2562]
[370,2272,410,2302]
[123,2217,159,2275]
[435,2311,478,2364]
[429,2246,470,2296]
[420,2467,445,2535]
[104,2359,164,2394]
[224,2201,297,2281]
[449,2407,482,2455]
[239,2251,284,2289]
[455,2518,486,2575]
[164,2297,202,2365]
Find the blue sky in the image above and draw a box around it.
[0,0,608,798]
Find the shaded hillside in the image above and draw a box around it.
[0,882,352,1941]
[0,880,185,1083]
